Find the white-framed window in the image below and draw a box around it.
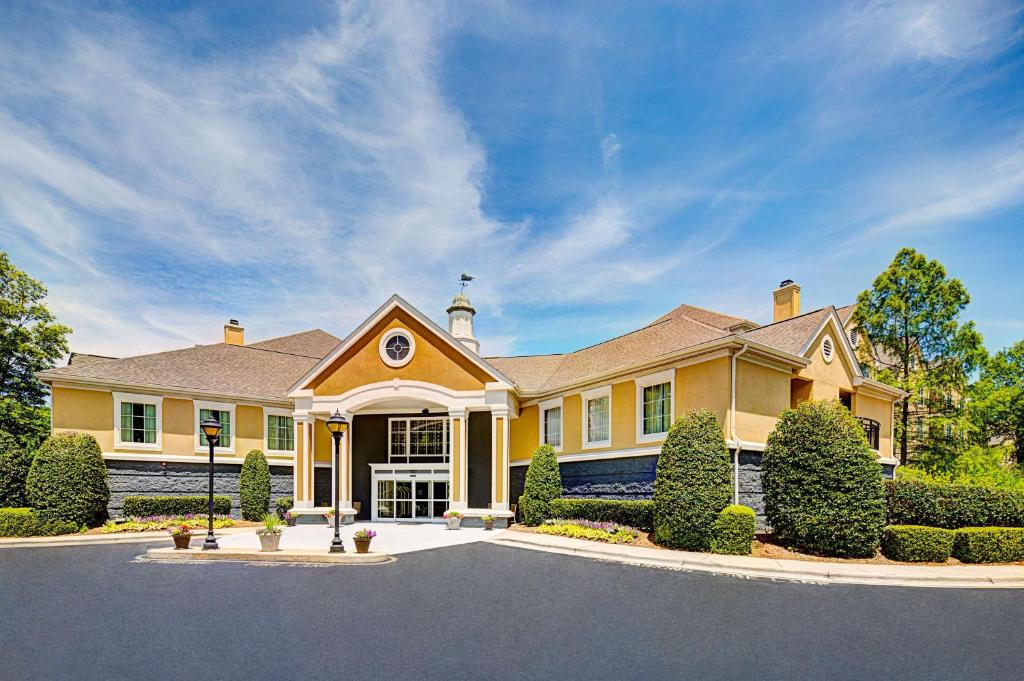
[388,417,450,463]
[379,328,416,368]
[113,392,163,450]
[635,369,674,443]
[581,385,611,449]
[538,397,563,451]
[822,336,834,363]
[265,407,295,454]
[194,400,236,453]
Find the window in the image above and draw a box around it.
[113,393,162,450]
[822,337,834,362]
[857,417,880,451]
[540,398,563,450]
[388,417,450,463]
[194,400,235,452]
[199,408,232,448]
[267,413,294,451]
[636,369,674,442]
[582,386,611,448]
[379,328,416,367]
[849,327,860,348]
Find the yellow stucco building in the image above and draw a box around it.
[38,281,904,525]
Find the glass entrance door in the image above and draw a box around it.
[374,474,449,522]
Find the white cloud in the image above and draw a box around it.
[601,133,621,167]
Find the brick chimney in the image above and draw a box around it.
[773,280,801,322]
[224,319,244,345]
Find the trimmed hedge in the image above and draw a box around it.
[710,505,756,556]
[885,480,1024,529]
[275,497,294,519]
[520,444,561,525]
[122,495,231,518]
[26,432,110,527]
[762,400,885,558]
[653,409,732,551]
[0,508,80,537]
[880,525,955,563]
[548,498,654,530]
[0,431,32,507]
[952,527,1024,564]
[239,449,271,521]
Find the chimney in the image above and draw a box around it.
[446,293,479,354]
[773,280,801,322]
[224,319,245,346]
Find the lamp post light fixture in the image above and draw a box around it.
[200,416,223,550]
[325,410,349,553]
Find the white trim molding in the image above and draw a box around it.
[379,327,416,368]
[112,392,163,452]
[634,368,674,445]
[101,452,294,466]
[264,406,296,456]
[193,399,236,454]
[511,445,661,466]
[538,396,564,452]
[581,385,612,450]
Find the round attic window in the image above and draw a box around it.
[822,336,834,363]
[379,328,415,368]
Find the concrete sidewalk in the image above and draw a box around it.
[490,531,1024,589]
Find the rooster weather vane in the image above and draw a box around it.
[459,273,474,293]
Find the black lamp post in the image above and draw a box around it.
[325,410,349,553]
[200,416,222,550]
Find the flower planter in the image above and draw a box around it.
[172,534,192,550]
[446,516,462,530]
[258,533,282,552]
[285,516,296,527]
[483,519,495,531]
[354,537,372,554]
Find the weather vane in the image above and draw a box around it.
[459,273,474,293]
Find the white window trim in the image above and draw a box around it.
[264,407,296,456]
[194,400,236,454]
[538,396,564,452]
[386,416,451,463]
[379,327,416,368]
[581,385,612,450]
[822,335,835,363]
[635,368,675,444]
[112,392,163,451]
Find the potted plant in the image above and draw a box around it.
[284,510,297,527]
[169,524,192,550]
[482,514,496,531]
[323,509,335,527]
[353,528,377,553]
[443,510,463,530]
[257,514,283,552]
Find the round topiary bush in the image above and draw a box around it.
[652,409,732,550]
[239,449,271,521]
[762,400,885,558]
[26,432,109,527]
[0,431,33,507]
[520,444,561,525]
[710,504,756,556]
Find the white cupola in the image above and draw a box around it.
[447,291,479,354]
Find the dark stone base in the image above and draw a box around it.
[106,460,293,519]
[881,463,896,479]
[460,516,510,529]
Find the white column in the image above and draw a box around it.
[490,406,510,512]
[294,415,314,508]
[448,408,468,510]
[340,411,353,507]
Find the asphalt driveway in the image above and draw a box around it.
[1,540,1020,681]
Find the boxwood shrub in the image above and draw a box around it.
[885,480,1024,529]
[275,497,294,519]
[880,525,954,563]
[0,431,32,507]
[239,449,271,521]
[653,409,732,551]
[548,498,654,530]
[26,432,110,527]
[122,495,231,518]
[520,444,561,525]
[710,505,756,555]
[952,527,1024,564]
[762,400,885,558]
[0,508,80,537]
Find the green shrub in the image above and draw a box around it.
[880,525,955,562]
[762,400,885,558]
[121,495,232,518]
[548,498,653,530]
[275,497,294,519]
[0,431,32,507]
[239,449,271,521]
[100,516,234,534]
[952,527,1024,564]
[885,480,1024,529]
[0,507,79,537]
[710,505,756,555]
[652,409,732,551]
[26,432,110,527]
[519,444,561,525]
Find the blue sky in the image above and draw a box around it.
[2,1,1023,359]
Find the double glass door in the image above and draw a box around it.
[376,478,449,521]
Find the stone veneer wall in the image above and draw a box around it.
[106,460,293,519]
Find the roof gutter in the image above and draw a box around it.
[37,375,294,408]
[730,343,750,506]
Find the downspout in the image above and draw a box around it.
[730,343,750,505]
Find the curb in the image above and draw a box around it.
[489,533,1024,589]
[145,546,393,565]
[0,526,254,549]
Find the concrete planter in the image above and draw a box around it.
[446,516,462,530]
[172,534,192,550]
[258,533,282,552]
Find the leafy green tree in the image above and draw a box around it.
[0,252,71,446]
[970,340,1024,464]
[0,431,33,507]
[853,248,985,465]
[239,449,271,520]
[519,444,561,525]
